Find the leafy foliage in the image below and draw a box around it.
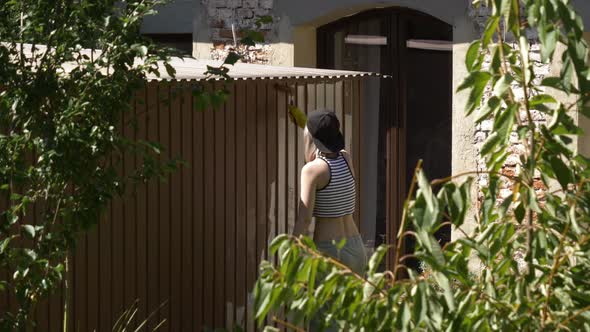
[255,1,590,331]
[0,1,269,330]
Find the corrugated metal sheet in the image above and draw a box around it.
[8,43,376,81]
[151,57,376,81]
[1,78,365,331]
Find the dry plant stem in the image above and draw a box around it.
[541,220,572,327]
[392,160,423,285]
[430,170,526,187]
[272,316,306,332]
[521,56,536,276]
[558,304,590,328]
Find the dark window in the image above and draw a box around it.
[143,33,192,56]
[318,8,453,270]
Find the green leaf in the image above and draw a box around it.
[131,44,148,57]
[539,28,558,62]
[493,74,513,97]
[457,71,492,115]
[254,281,274,325]
[255,15,273,26]
[164,62,176,78]
[514,202,525,223]
[224,52,241,66]
[193,90,210,111]
[368,245,388,274]
[433,272,456,311]
[22,224,35,239]
[288,105,307,128]
[269,234,289,255]
[529,94,557,107]
[465,40,482,71]
[481,132,501,156]
[550,156,574,189]
[542,77,568,92]
[476,96,501,123]
[482,16,500,47]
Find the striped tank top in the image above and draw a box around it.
[313,153,356,218]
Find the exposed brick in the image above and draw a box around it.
[243,0,258,8]
[481,119,493,131]
[259,0,273,9]
[533,179,546,190]
[219,28,245,39]
[217,8,234,23]
[210,19,225,29]
[237,8,254,19]
[502,166,516,177]
[209,0,227,8]
[226,0,242,8]
[505,154,521,166]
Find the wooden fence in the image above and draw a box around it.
[0,78,364,331]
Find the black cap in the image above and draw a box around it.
[306,110,345,153]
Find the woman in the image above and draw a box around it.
[292,110,367,275]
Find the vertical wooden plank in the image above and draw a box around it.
[316,81,326,110]
[192,81,205,332]
[276,83,288,332]
[111,111,125,327]
[340,81,352,154]
[50,270,63,332]
[124,90,137,326]
[256,80,268,268]
[86,228,99,331]
[352,80,362,232]
[266,83,278,262]
[202,82,216,329]
[136,85,148,326]
[306,82,316,113]
[234,81,247,330]
[32,202,46,331]
[181,82,194,331]
[99,194,113,327]
[295,83,306,227]
[158,81,171,331]
[0,192,7,318]
[74,233,88,331]
[245,82,257,332]
[146,81,161,330]
[214,82,227,328]
[67,240,76,331]
[169,82,183,331]
[276,83,288,239]
[286,82,297,238]
[326,82,335,111]
[224,82,237,328]
[344,80,359,229]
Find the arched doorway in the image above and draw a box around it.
[317,7,453,269]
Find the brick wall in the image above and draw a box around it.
[201,0,277,63]
[468,4,550,205]
[468,4,552,271]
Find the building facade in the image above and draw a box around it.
[145,0,590,253]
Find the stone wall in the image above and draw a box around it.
[201,0,277,63]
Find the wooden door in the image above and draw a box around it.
[318,7,453,270]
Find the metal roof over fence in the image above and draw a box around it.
[8,43,376,82]
[151,57,376,81]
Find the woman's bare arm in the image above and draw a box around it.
[292,163,317,237]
